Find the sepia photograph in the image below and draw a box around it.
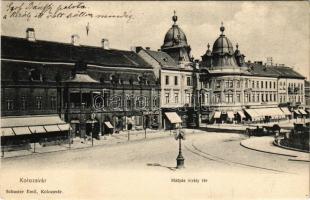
[0,1,309,199]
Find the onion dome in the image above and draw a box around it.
[162,11,188,48]
[212,23,234,55]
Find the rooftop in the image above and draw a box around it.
[1,35,152,69]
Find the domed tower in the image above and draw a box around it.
[211,23,239,68]
[161,11,192,64]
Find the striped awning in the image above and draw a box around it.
[44,125,61,132]
[294,110,301,115]
[1,115,65,127]
[58,124,72,131]
[29,126,46,134]
[104,122,114,129]
[298,109,307,115]
[237,111,246,119]
[165,112,182,124]
[280,107,291,115]
[227,111,234,119]
[244,109,260,120]
[13,127,31,135]
[1,128,15,136]
[213,111,221,119]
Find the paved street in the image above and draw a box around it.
[1,131,309,199]
[2,131,308,172]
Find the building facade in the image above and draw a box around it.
[137,13,200,129]
[199,24,306,123]
[1,28,161,142]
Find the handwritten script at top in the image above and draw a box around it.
[3,2,134,22]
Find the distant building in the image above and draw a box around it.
[137,12,199,129]
[199,24,306,123]
[305,80,310,112]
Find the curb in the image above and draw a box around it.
[206,127,245,134]
[288,158,310,162]
[240,140,297,157]
[273,140,310,153]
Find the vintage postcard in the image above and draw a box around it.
[0,1,309,200]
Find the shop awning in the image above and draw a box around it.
[213,111,221,119]
[1,128,15,136]
[13,127,31,135]
[1,115,65,127]
[227,111,234,119]
[244,109,259,119]
[165,112,182,123]
[58,124,72,131]
[104,122,114,129]
[254,109,267,117]
[294,110,301,115]
[237,111,246,119]
[298,109,307,115]
[281,107,291,115]
[275,108,285,117]
[29,126,46,134]
[44,125,61,132]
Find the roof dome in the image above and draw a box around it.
[162,11,188,48]
[212,24,234,55]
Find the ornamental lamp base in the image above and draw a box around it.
[176,154,185,169]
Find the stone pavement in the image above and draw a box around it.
[240,136,309,162]
[1,128,201,159]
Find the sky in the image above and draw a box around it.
[1,1,309,80]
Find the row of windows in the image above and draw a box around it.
[288,83,304,90]
[213,80,277,89]
[5,96,56,111]
[164,92,191,104]
[206,92,279,104]
[288,95,304,103]
[165,76,192,86]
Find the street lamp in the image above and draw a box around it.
[86,113,96,147]
[175,127,185,169]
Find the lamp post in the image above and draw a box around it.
[175,127,185,169]
[127,124,130,141]
[86,113,96,147]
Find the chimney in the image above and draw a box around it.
[71,34,80,46]
[26,28,35,41]
[146,47,150,50]
[131,46,143,53]
[101,39,109,49]
[130,46,136,52]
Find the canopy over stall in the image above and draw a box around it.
[165,112,182,124]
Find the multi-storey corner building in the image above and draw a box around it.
[1,29,161,141]
[137,13,199,129]
[199,24,306,123]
